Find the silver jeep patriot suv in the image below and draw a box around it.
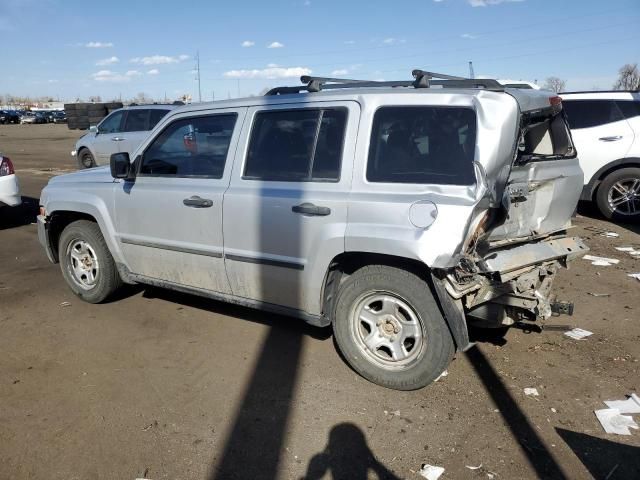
[38,71,588,390]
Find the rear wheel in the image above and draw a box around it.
[596,167,640,222]
[58,220,122,303]
[332,265,454,390]
[78,149,95,169]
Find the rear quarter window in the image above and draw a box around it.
[367,106,476,185]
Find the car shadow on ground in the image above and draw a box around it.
[577,201,640,235]
[0,196,39,230]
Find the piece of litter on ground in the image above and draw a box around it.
[419,464,445,480]
[59,301,71,307]
[587,292,610,297]
[594,408,639,435]
[628,273,640,281]
[604,393,640,414]
[564,328,593,340]
[465,464,483,470]
[601,231,620,238]
[551,408,557,413]
[434,370,448,382]
[524,387,539,396]
[615,246,635,252]
[583,255,620,266]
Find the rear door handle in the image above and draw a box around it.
[598,136,623,142]
[111,137,125,142]
[183,196,213,208]
[292,202,331,216]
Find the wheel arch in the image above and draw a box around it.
[320,251,470,351]
[583,157,640,201]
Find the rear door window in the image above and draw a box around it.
[123,109,150,132]
[244,108,347,182]
[367,106,476,185]
[140,114,237,178]
[562,100,624,130]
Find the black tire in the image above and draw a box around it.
[332,265,454,390]
[595,167,640,222]
[78,148,95,169]
[58,220,122,303]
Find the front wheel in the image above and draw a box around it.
[78,149,95,169]
[332,265,454,390]
[58,220,122,303]
[596,167,640,222]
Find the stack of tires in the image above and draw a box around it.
[64,102,123,130]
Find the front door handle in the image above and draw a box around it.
[183,196,213,208]
[292,202,331,216]
[599,136,623,142]
[111,137,125,142]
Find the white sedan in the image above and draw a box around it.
[0,156,21,207]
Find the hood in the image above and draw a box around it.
[48,166,115,185]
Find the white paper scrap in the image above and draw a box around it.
[564,328,593,340]
[604,393,640,414]
[628,273,640,281]
[583,255,620,266]
[524,387,539,396]
[594,408,639,435]
[419,464,445,480]
[601,232,620,238]
[615,247,635,252]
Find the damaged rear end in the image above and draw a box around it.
[435,90,588,334]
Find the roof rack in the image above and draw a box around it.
[265,69,504,95]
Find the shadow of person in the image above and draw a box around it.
[302,423,400,480]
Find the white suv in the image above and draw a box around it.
[561,91,640,221]
[0,155,21,208]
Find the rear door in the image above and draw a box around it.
[562,99,634,185]
[223,102,356,314]
[113,108,245,293]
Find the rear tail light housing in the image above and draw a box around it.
[0,156,15,176]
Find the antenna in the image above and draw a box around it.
[195,51,202,103]
[468,61,475,80]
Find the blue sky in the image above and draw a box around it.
[1,0,638,101]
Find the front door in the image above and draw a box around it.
[93,110,126,165]
[223,102,357,314]
[114,108,245,294]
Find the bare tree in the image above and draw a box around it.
[613,63,640,90]
[543,76,567,93]
[88,95,102,103]
[133,92,152,104]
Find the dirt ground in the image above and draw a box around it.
[1,124,639,480]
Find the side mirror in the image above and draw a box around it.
[110,152,133,180]
[89,125,98,133]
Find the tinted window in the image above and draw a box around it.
[616,101,640,120]
[244,108,346,182]
[140,114,237,178]
[562,100,624,130]
[367,106,476,185]
[123,109,149,132]
[99,111,124,133]
[149,109,170,129]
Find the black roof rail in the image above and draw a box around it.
[265,70,504,95]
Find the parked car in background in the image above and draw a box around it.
[72,104,176,168]
[39,72,587,390]
[561,91,640,221]
[20,112,46,124]
[0,155,21,208]
[52,111,67,123]
[0,110,22,124]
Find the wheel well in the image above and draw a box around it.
[47,211,97,262]
[320,252,432,318]
[589,159,640,200]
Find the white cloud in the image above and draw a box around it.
[331,69,349,76]
[304,0,311,5]
[91,70,140,82]
[241,40,255,47]
[147,69,159,75]
[85,41,113,48]
[96,56,119,66]
[433,0,445,2]
[461,33,477,39]
[223,66,311,79]
[130,54,189,65]
[267,41,284,48]
[47,79,58,83]
[382,38,406,45]
[344,40,356,45]
[468,0,524,6]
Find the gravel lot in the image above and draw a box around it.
[1,124,639,480]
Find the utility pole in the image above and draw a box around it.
[468,61,475,79]
[195,51,202,103]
